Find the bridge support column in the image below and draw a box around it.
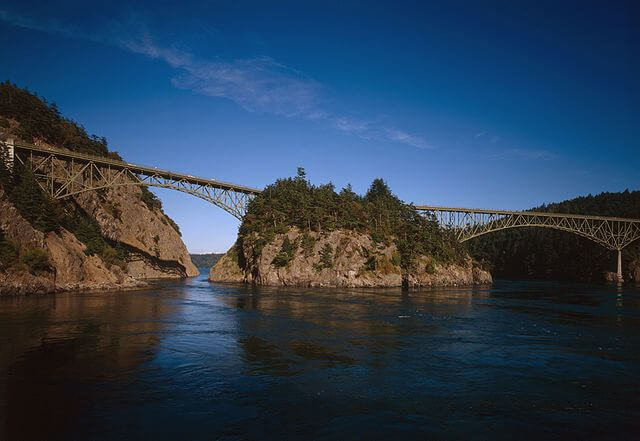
[617,249,623,284]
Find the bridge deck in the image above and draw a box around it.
[14,143,263,195]
[9,142,639,225]
[415,205,640,223]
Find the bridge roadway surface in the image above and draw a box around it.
[8,141,640,281]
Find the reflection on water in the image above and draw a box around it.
[1,275,639,440]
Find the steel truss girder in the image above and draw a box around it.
[418,207,640,251]
[11,143,260,220]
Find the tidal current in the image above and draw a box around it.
[1,273,639,440]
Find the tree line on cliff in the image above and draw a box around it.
[468,190,640,281]
[238,168,466,271]
[0,82,182,273]
[0,81,167,212]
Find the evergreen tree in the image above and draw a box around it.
[238,170,465,271]
[11,162,45,227]
[0,142,13,191]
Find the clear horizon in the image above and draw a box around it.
[1,1,638,253]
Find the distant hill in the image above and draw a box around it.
[190,253,225,268]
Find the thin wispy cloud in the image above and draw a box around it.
[384,128,431,149]
[124,34,326,119]
[490,148,558,161]
[0,8,431,150]
[332,117,432,149]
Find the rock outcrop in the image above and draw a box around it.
[0,187,145,294]
[73,185,198,278]
[0,150,197,295]
[210,228,491,288]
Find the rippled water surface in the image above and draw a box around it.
[1,274,639,440]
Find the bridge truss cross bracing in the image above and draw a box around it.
[416,205,640,281]
[9,142,262,219]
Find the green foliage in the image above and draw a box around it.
[190,253,224,268]
[469,190,640,281]
[67,212,128,268]
[11,162,66,232]
[365,254,377,271]
[272,236,298,267]
[315,243,334,271]
[300,232,315,257]
[0,142,13,191]
[425,260,436,275]
[1,82,167,223]
[100,244,127,270]
[20,248,51,274]
[70,216,105,253]
[0,81,109,156]
[164,214,181,236]
[0,229,18,270]
[238,172,465,271]
[140,186,163,211]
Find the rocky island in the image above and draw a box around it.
[210,169,491,288]
[0,82,197,295]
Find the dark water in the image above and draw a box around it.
[1,273,639,441]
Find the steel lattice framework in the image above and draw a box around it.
[416,205,640,251]
[10,142,262,219]
[5,141,639,281]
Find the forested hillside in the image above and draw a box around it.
[468,190,640,281]
[190,253,224,268]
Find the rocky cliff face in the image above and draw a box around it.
[73,185,198,279]
[0,155,197,295]
[0,187,144,294]
[209,228,491,288]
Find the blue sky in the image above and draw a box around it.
[1,1,638,252]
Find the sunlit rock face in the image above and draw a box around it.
[0,147,197,295]
[0,187,144,294]
[209,227,491,288]
[73,185,198,279]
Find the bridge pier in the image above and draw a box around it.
[617,248,623,284]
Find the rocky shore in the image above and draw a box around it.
[210,228,491,288]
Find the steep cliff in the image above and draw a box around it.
[210,228,491,288]
[72,184,198,279]
[0,186,143,294]
[0,82,197,294]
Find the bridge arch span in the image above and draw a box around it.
[418,205,640,282]
[55,181,251,220]
[10,142,260,220]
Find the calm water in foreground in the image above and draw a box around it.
[1,273,639,440]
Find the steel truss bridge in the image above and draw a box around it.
[9,141,261,219]
[5,141,639,281]
[416,205,640,281]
